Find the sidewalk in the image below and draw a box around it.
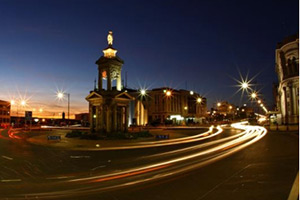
[267,124,299,131]
[20,128,206,150]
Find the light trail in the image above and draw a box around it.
[2,122,267,199]
[71,126,223,151]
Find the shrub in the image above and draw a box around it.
[80,134,102,140]
[65,130,83,138]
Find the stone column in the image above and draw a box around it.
[107,69,112,90]
[95,106,99,132]
[89,104,94,131]
[113,105,117,132]
[116,71,122,91]
[99,106,103,130]
[125,106,129,132]
[98,70,103,90]
[289,84,295,116]
[283,87,288,125]
[104,105,110,133]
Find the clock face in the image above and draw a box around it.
[102,71,107,79]
[111,71,118,79]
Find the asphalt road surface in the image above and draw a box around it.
[0,123,298,200]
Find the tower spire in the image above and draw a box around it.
[103,30,117,58]
[107,30,113,46]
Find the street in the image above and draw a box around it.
[0,124,298,200]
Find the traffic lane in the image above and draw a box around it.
[0,128,240,181]
[74,131,298,200]
[0,128,255,199]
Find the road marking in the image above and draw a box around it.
[2,155,13,160]
[288,172,299,200]
[195,164,251,200]
[91,165,106,171]
[1,179,21,182]
[70,155,90,159]
[46,176,75,180]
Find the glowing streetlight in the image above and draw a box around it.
[20,100,26,106]
[241,82,248,89]
[190,91,194,95]
[251,92,257,99]
[57,92,64,99]
[260,104,264,107]
[229,106,233,110]
[56,91,70,126]
[217,102,221,107]
[257,99,262,104]
[197,97,202,103]
[140,89,146,96]
[166,90,172,96]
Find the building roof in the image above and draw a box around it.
[0,100,9,104]
[276,33,299,49]
[96,55,124,65]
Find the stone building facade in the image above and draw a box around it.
[0,100,10,127]
[144,88,207,125]
[275,34,299,125]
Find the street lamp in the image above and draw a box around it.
[20,100,26,106]
[251,92,257,99]
[190,91,194,95]
[140,89,146,96]
[257,99,262,104]
[197,97,202,103]
[241,82,248,89]
[217,102,221,107]
[166,90,172,97]
[56,91,70,126]
[139,89,147,126]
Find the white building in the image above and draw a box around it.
[275,34,299,125]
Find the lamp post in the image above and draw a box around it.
[139,89,146,126]
[11,99,28,127]
[57,92,70,126]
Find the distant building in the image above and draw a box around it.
[238,105,254,119]
[216,101,235,116]
[75,113,89,127]
[275,34,299,125]
[145,88,207,125]
[0,100,11,127]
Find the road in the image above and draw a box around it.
[0,123,297,200]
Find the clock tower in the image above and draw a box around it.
[86,31,133,134]
[96,31,123,91]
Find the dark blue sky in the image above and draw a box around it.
[0,0,298,116]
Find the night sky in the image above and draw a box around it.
[0,0,298,118]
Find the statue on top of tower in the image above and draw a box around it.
[107,30,113,46]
